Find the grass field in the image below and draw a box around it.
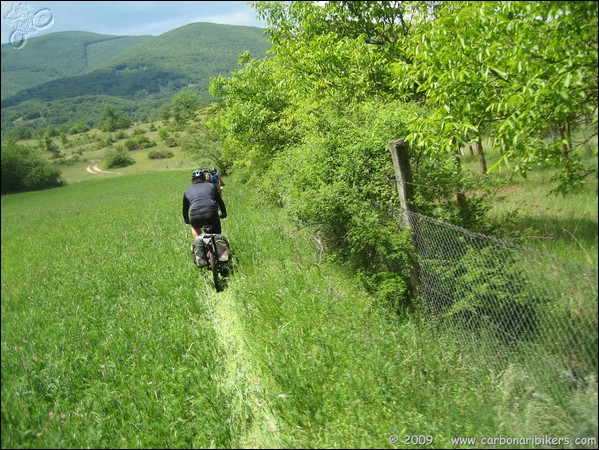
[2,162,597,447]
[462,143,598,268]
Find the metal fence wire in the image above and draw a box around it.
[406,209,598,401]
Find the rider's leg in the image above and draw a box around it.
[190,224,200,241]
[189,225,200,258]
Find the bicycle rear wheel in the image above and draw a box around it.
[209,249,222,292]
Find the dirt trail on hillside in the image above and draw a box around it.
[86,159,120,175]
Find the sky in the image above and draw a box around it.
[1,1,266,45]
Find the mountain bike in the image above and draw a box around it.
[192,224,232,292]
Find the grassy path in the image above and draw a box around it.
[204,288,286,448]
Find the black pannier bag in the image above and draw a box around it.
[214,234,231,263]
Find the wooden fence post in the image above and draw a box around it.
[390,138,419,299]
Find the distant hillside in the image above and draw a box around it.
[105,22,269,77]
[1,31,152,99]
[1,23,270,138]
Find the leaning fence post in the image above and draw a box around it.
[390,138,419,299]
[390,139,415,222]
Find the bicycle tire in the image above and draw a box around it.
[209,247,221,291]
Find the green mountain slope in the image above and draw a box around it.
[1,31,151,99]
[104,22,269,76]
[1,23,270,137]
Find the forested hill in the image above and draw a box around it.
[1,23,270,136]
[0,31,152,100]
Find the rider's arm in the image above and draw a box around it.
[182,194,190,224]
[215,190,227,217]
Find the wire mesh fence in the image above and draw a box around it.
[407,209,598,403]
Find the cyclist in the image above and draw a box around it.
[183,169,227,239]
[209,167,224,194]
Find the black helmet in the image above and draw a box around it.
[192,169,209,180]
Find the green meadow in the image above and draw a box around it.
[2,170,597,448]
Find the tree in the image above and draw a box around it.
[45,136,61,159]
[209,53,294,178]
[179,121,227,173]
[170,90,201,126]
[253,1,598,193]
[400,1,598,193]
[252,1,423,100]
[98,105,132,132]
[4,123,32,140]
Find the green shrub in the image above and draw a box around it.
[62,155,80,166]
[1,140,65,194]
[104,144,135,169]
[124,134,156,150]
[265,100,421,306]
[425,245,540,342]
[124,138,140,151]
[158,128,178,147]
[148,149,174,160]
[95,135,114,149]
[68,122,90,134]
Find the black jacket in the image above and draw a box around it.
[182,181,227,224]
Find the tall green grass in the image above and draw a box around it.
[1,173,233,448]
[2,172,597,448]
[220,182,597,448]
[462,144,598,268]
